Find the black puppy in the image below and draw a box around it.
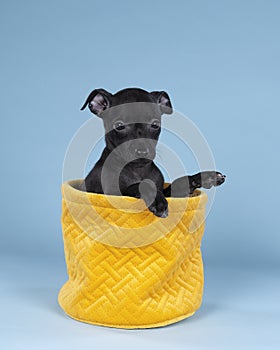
[81,88,225,218]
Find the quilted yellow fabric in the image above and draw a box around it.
[58,179,207,329]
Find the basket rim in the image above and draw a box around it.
[62,179,207,212]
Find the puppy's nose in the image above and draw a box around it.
[135,148,149,157]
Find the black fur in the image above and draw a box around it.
[81,88,225,218]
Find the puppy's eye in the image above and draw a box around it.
[113,120,126,131]
[151,119,160,129]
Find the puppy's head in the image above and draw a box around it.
[81,88,173,163]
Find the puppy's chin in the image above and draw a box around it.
[129,149,156,164]
[129,158,153,166]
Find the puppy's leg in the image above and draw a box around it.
[164,171,226,197]
[122,182,168,218]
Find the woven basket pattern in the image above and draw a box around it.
[58,180,207,328]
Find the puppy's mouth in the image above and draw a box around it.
[131,148,156,162]
[112,145,156,164]
[130,158,152,166]
[113,151,155,165]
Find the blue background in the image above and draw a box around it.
[1,0,279,349]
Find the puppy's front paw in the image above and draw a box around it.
[148,192,169,218]
[200,171,226,189]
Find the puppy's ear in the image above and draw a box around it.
[80,89,112,116]
[150,91,173,115]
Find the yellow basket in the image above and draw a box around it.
[58,179,207,329]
